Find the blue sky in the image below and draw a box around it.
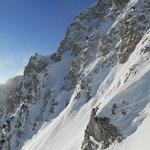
[0,0,95,83]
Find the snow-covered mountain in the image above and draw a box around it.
[0,0,150,150]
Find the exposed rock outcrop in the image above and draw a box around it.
[50,53,61,62]
[82,108,122,150]
[112,0,129,10]
[24,53,48,75]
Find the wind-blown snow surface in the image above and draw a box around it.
[22,7,150,150]
[107,114,150,150]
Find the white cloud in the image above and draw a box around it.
[0,53,29,83]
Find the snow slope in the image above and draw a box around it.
[107,114,150,150]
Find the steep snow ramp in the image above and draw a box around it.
[107,114,150,150]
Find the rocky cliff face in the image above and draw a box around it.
[82,107,122,150]
[1,0,150,150]
[112,0,130,10]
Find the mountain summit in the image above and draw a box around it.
[0,0,150,150]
